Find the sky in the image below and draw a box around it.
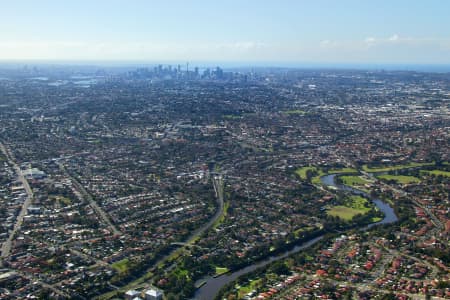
[0,0,449,65]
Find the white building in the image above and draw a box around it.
[144,288,163,300]
[125,290,141,300]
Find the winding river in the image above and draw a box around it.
[321,174,398,227]
[194,174,398,299]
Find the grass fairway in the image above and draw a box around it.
[377,174,420,184]
[327,195,371,221]
[340,175,370,186]
[420,170,450,177]
[362,162,434,173]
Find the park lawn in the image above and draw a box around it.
[295,166,317,180]
[340,175,370,186]
[327,206,365,221]
[311,169,326,185]
[327,195,371,221]
[347,195,371,211]
[215,266,230,276]
[362,162,434,173]
[238,279,262,298]
[420,169,450,177]
[328,167,357,174]
[296,166,354,185]
[112,258,131,274]
[377,174,421,184]
[294,226,314,238]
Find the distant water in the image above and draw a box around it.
[29,77,49,81]
[2,60,450,73]
[74,79,98,85]
[48,81,68,86]
[224,62,450,73]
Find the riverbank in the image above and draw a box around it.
[193,173,398,299]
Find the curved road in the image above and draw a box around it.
[188,174,224,242]
[158,173,224,258]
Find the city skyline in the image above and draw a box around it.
[1,0,450,64]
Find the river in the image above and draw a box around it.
[193,173,398,299]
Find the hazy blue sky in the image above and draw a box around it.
[1,0,449,64]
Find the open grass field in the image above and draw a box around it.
[296,166,357,185]
[340,175,370,186]
[377,174,421,184]
[237,279,262,298]
[294,226,314,239]
[215,266,230,276]
[328,167,357,174]
[311,169,326,185]
[327,206,365,221]
[348,196,370,210]
[295,166,317,180]
[111,258,131,274]
[295,166,325,184]
[420,170,450,177]
[362,162,434,173]
[327,195,371,221]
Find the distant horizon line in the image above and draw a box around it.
[1,59,450,73]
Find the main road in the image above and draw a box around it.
[0,142,35,260]
[58,162,121,236]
